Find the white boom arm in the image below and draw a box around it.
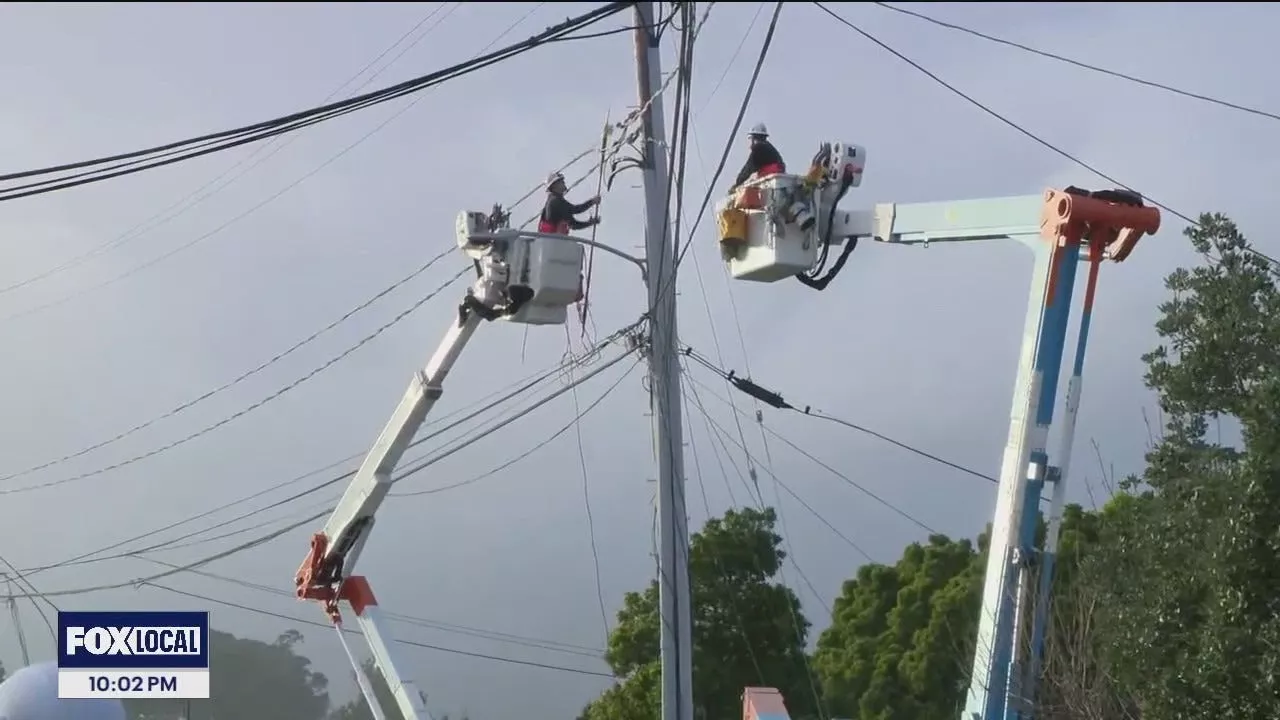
[295,206,586,720]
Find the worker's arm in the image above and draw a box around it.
[547,196,598,230]
[567,199,596,214]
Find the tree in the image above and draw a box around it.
[813,533,984,720]
[811,511,1111,720]
[1078,213,1280,719]
[583,507,821,720]
[125,628,330,720]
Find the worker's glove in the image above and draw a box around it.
[589,216,602,226]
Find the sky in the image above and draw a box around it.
[1,1,1278,719]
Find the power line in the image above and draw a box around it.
[136,557,605,659]
[682,345,997,485]
[684,369,936,536]
[868,1,1280,124]
[147,582,614,678]
[0,248,456,484]
[14,101,647,566]
[0,5,562,328]
[684,372,892,546]
[20,328,642,590]
[0,3,633,202]
[0,267,471,495]
[0,2,463,302]
[813,2,1280,271]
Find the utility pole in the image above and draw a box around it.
[632,6,694,720]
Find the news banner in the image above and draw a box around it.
[57,611,210,700]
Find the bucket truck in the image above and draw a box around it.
[714,138,1163,720]
[293,205,588,720]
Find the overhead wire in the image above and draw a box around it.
[682,373,880,555]
[682,345,997,485]
[148,582,614,678]
[0,266,473,495]
[135,558,606,659]
[563,332,612,645]
[680,356,830,719]
[7,335,643,599]
[0,247,457,484]
[813,2,1280,271]
[0,3,633,201]
[0,2,463,302]
[684,367,937,535]
[869,1,1280,124]
[0,552,56,649]
[22,320,644,575]
[0,2,550,328]
[15,81,655,569]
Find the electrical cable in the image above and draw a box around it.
[8,342,640,602]
[0,3,633,201]
[0,553,56,647]
[869,1,1280,125]
[135,558,605,659]
[679,366,830,720]
[679,390,767,684]
[0,247,457,484]
[20,319,640,576]
[0,4,561,329]
[0,266,472,495]
[683,373,881,554]
[671,2,784,271]
[683,365,938,535]
[21,321,643,575]
[813,2,1280,271]
[681,345,997,485]
[561,327,612,644]
[146,582,615,678]
[0,2,463,302]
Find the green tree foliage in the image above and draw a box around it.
[810,506,1112,720]
[125,629,329,720]
[813,533,983,720]
[1079,214,1280,719]
[583,507,820,720]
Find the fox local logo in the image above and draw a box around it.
[58,611,211,670]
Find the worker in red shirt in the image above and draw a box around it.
[731,123,786,191]
[539,172,601,234]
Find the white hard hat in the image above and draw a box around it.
[546,171,566,189]
[748,123,769,137]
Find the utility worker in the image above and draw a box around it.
[731,123,786,191]
[539,172,601,234]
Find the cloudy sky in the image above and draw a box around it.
[1,1,1277,718]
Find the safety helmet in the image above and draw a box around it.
[748,122,769,138]
[546,171,566,190]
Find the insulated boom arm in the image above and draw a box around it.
[300,310,482,597]
[293,207,587,720]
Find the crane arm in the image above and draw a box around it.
[295,307,483,607]
[292,207,587,720]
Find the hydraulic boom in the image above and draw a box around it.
[715,136,1163,719]
[294,206,586,720]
